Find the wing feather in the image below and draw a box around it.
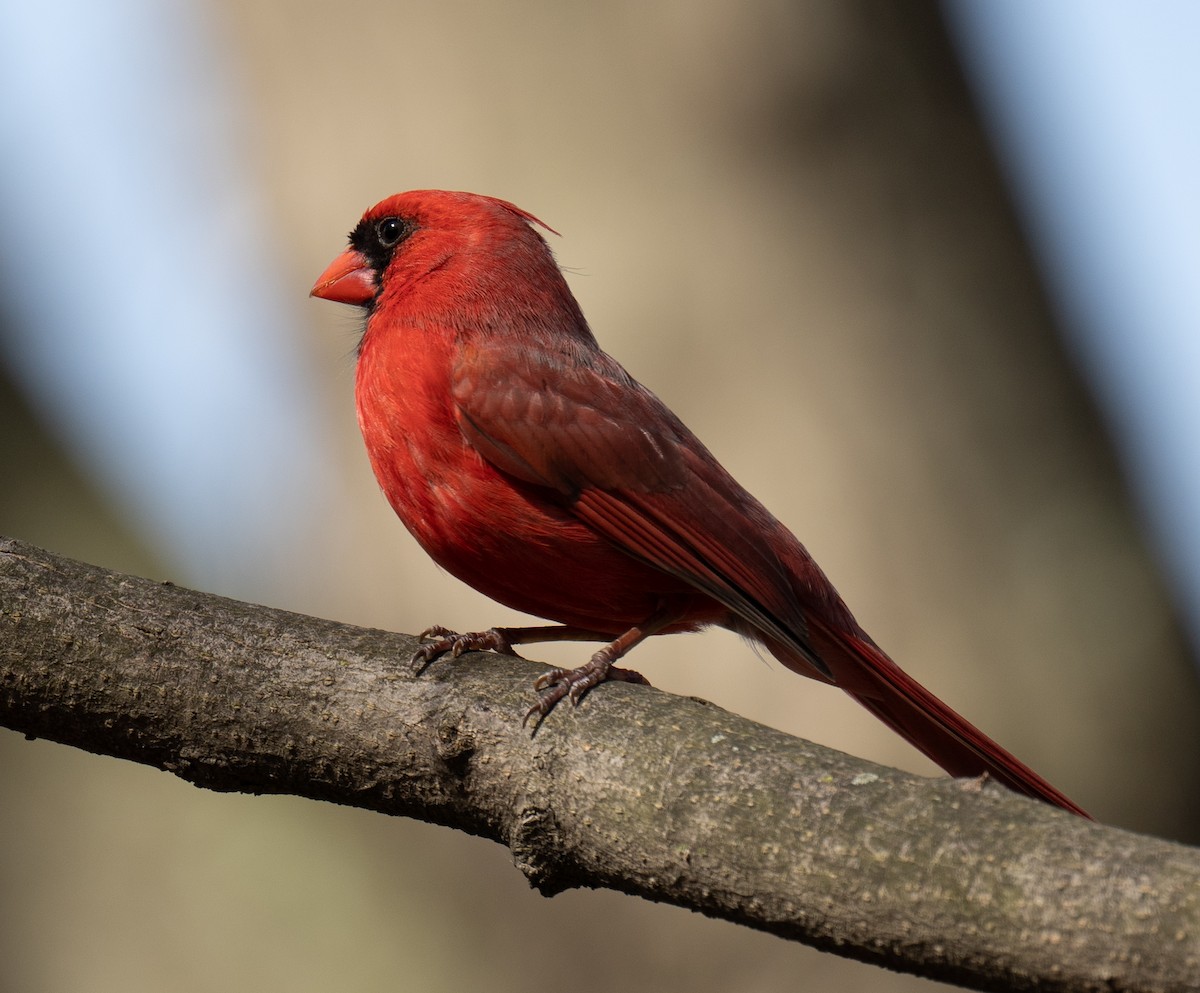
[452,342,831,677]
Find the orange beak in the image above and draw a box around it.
[310,249,377,305]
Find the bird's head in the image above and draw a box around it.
[310,190,560,311]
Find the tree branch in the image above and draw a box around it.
[0,536,1196,991]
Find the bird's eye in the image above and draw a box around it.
[376,217,406,248]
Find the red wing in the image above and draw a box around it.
[452,343,1091,816]
[451,342,832,680]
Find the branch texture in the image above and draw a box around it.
[1,536,1196,992]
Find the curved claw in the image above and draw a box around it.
[409,625,651,731]
[411,625,518,674]
[522,659,650,730]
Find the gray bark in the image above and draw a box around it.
[1,536,1196,992]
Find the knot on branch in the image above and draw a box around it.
[510,803,576,896]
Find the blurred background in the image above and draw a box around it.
[2,2,1199,991]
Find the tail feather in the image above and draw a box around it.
[768,620,1091,818]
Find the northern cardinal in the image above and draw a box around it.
[312,190,1089,817]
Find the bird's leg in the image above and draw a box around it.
[523,614,675,729]
[412,623,618,673]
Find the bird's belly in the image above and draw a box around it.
[379,452,717,633]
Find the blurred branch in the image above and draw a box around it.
[1,536,1196,993]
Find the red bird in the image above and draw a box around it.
[311,189,1089,817]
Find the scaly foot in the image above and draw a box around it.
[523,651,649,728]
[412,625,521,673]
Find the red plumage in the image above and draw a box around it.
[312,189,1089,817]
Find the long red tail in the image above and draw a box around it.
[771,619,1091,818]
